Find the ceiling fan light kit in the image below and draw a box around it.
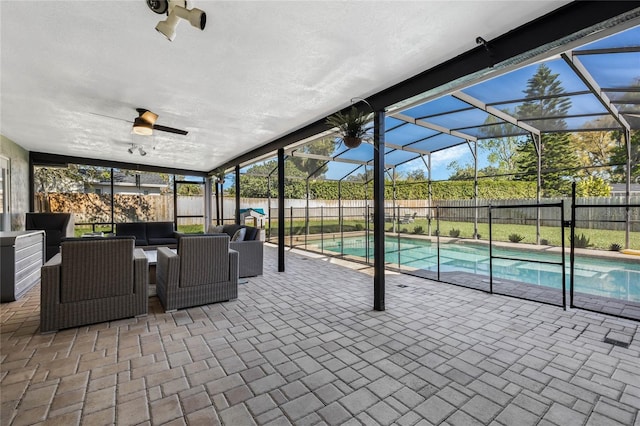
[132,117,154,135]
[151,0,206,41]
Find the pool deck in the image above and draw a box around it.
[1,245,639,425]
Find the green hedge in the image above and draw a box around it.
[239,176,536,200]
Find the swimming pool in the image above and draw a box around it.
[318,236,640,302]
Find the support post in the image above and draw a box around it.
[204,176,213,231]
[473,140,478,238]
[533,133,542,245]
[235,165,241,224]
[214,179,220,225]
[278,148,286,272]
[373,109,386,311]
[267,175,271,240]
[625,128,631,249]
[220,176,225,225]
[305,178,310,241]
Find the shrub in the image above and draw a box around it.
[609,243,622,252]
[508,233,525,243]
[449,228,460,238]
[413,226,424,235]
[572,233,593,248]
[540,238,549,245]
[354,223,363,231]
[401,228,408,233]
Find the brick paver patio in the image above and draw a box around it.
[1,245,639,425]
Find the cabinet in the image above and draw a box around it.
[1,231,45,302]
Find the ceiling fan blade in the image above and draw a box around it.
[136,108,158,125]
[88,112,132,123]
[153,124,189,135]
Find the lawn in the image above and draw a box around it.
[270,218,639,250]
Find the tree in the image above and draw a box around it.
[446,161,501,180]
[33,165,110,193]
[610,130,640,183]
[575,176,611,197]
[571,116,619,179]
[288,138,336,178]
[514,64,580,196]
[235,160,307,198]
[479,109,523,177]
[404,169,427,181]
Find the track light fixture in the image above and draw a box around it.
[150,0,206,42]
[128,144,148,156]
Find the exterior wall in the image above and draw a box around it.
[0,135,29,230]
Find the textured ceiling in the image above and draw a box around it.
[1,1,570,173]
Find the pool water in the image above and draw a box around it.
[319,236,640,302]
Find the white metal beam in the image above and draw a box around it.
[392,112,477,142]
[561,52,631,132]
[453,91,541,136]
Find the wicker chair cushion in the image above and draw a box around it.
[177,235,230,287]
[116,223,148,246]
[244,226,259,241]
[60,238,135,303]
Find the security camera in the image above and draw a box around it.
[155,0,206,41]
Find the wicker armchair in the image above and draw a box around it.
[40,237,148,333]
[26,212,75,261]
[156,234,238,311]
[230,239,263,278]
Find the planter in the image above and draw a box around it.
[343,136,363,149]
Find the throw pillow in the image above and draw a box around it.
[231,227,246,242]
[208,224,224,234]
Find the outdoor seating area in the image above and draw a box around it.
[1,245,638,425]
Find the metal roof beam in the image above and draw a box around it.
[392,112,477,142]
[385,142,431,156]
[574,46,640,55]
[561,52,631,131]
[289,150,395,169]
[453,91,541,136]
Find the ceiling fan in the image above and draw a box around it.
[131,108,188,136]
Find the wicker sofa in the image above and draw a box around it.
[116,221,178,248]
[209,224,264,278]
[40,237,148,333]
[156,234,238,311]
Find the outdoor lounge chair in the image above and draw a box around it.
[207,224,264,278]
[40,237,148,333]
[156,234,238,311]
[26,212,75,261]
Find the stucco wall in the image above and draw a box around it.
[0,135,29,230]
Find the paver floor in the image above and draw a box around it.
[1,245,639,425]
